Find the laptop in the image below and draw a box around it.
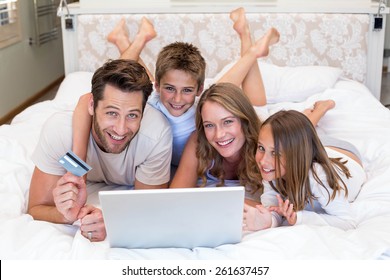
[99,186,245,249]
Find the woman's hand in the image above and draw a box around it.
[243,204,272,231]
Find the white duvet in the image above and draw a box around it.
[1,73,390,260]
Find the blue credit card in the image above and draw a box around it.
[58,151,92,177]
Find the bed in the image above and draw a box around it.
[1,3,390,260]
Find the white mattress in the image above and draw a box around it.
[1,72,390,260]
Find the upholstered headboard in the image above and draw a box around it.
[61,4,388,99]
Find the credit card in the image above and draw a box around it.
[58,151,92,177]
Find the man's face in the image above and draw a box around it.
[155,69,202,117]
[89,84,144,154]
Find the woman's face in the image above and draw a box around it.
[201,101,245,162]
[256,124,286,181]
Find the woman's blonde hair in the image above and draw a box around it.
[263,110,351,210]
[195,83,263,193]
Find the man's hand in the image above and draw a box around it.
[78,205,106,242]
[52,172,87,223]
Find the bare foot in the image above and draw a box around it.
[107,18,131,54]
[313,99,336,112]
[119,17,157,61]
[252,27,280,58]
[230,7,250,36]
[135,17,157,44]
[303,99,336,123]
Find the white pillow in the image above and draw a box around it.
[212,60,342,104]
[54,71,94,107]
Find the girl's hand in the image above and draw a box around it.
[269,194,297,225]
[243,204,272,231]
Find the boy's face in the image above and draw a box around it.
[155,69,203,117]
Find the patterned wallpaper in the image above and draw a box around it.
[77,13,369,82]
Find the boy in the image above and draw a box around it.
[73,17,206,175]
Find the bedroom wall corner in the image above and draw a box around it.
[0,0,65,121]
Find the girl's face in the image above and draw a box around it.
[256,124,286,181]
[201,101,245,162]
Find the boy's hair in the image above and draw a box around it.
[91,59,153,111]
[195,83,263,193]
[263,110,351,211]
[155,42,206,89]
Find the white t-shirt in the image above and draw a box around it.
[32,104,173,187]
[261,147,366,230]
[148,91,198,167]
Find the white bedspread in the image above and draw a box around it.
[1,74,390,260]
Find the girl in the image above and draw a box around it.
[243,110,366,230]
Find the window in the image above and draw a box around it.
[0,0,21,49]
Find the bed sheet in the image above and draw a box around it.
[1,73,390,260]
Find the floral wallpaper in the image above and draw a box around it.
[77,13,369,82]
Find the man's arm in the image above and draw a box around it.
[27,167,87,224]
[134,179,168,189]
[27,167,68,223]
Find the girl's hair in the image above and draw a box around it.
[263,110,351,210]
[195,83,263,193]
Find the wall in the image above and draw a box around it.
[0,0,65,119]
[386,8,390,50]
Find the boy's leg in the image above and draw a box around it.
[120,17,156,60]
[107,18,131,54]
[108,17,156,81]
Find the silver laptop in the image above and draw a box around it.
[99,186,245,249]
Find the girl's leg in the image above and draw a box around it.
[303,100,335,127]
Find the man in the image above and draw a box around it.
[27,59,172,242]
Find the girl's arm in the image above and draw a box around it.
[294,179,356,230]
[72,93,93,162]
[169,132,199,188]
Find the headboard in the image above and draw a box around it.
[61,3,388,100]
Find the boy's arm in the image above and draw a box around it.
[72,93,93,162]
[169,132,199,188]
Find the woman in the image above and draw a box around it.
[244,110,366,230]
[170,83,263,204]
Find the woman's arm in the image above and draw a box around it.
[72,93,93,162]
[169,132,199,188]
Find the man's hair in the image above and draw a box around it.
[91,59,153,111]
[155,42,206,89]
